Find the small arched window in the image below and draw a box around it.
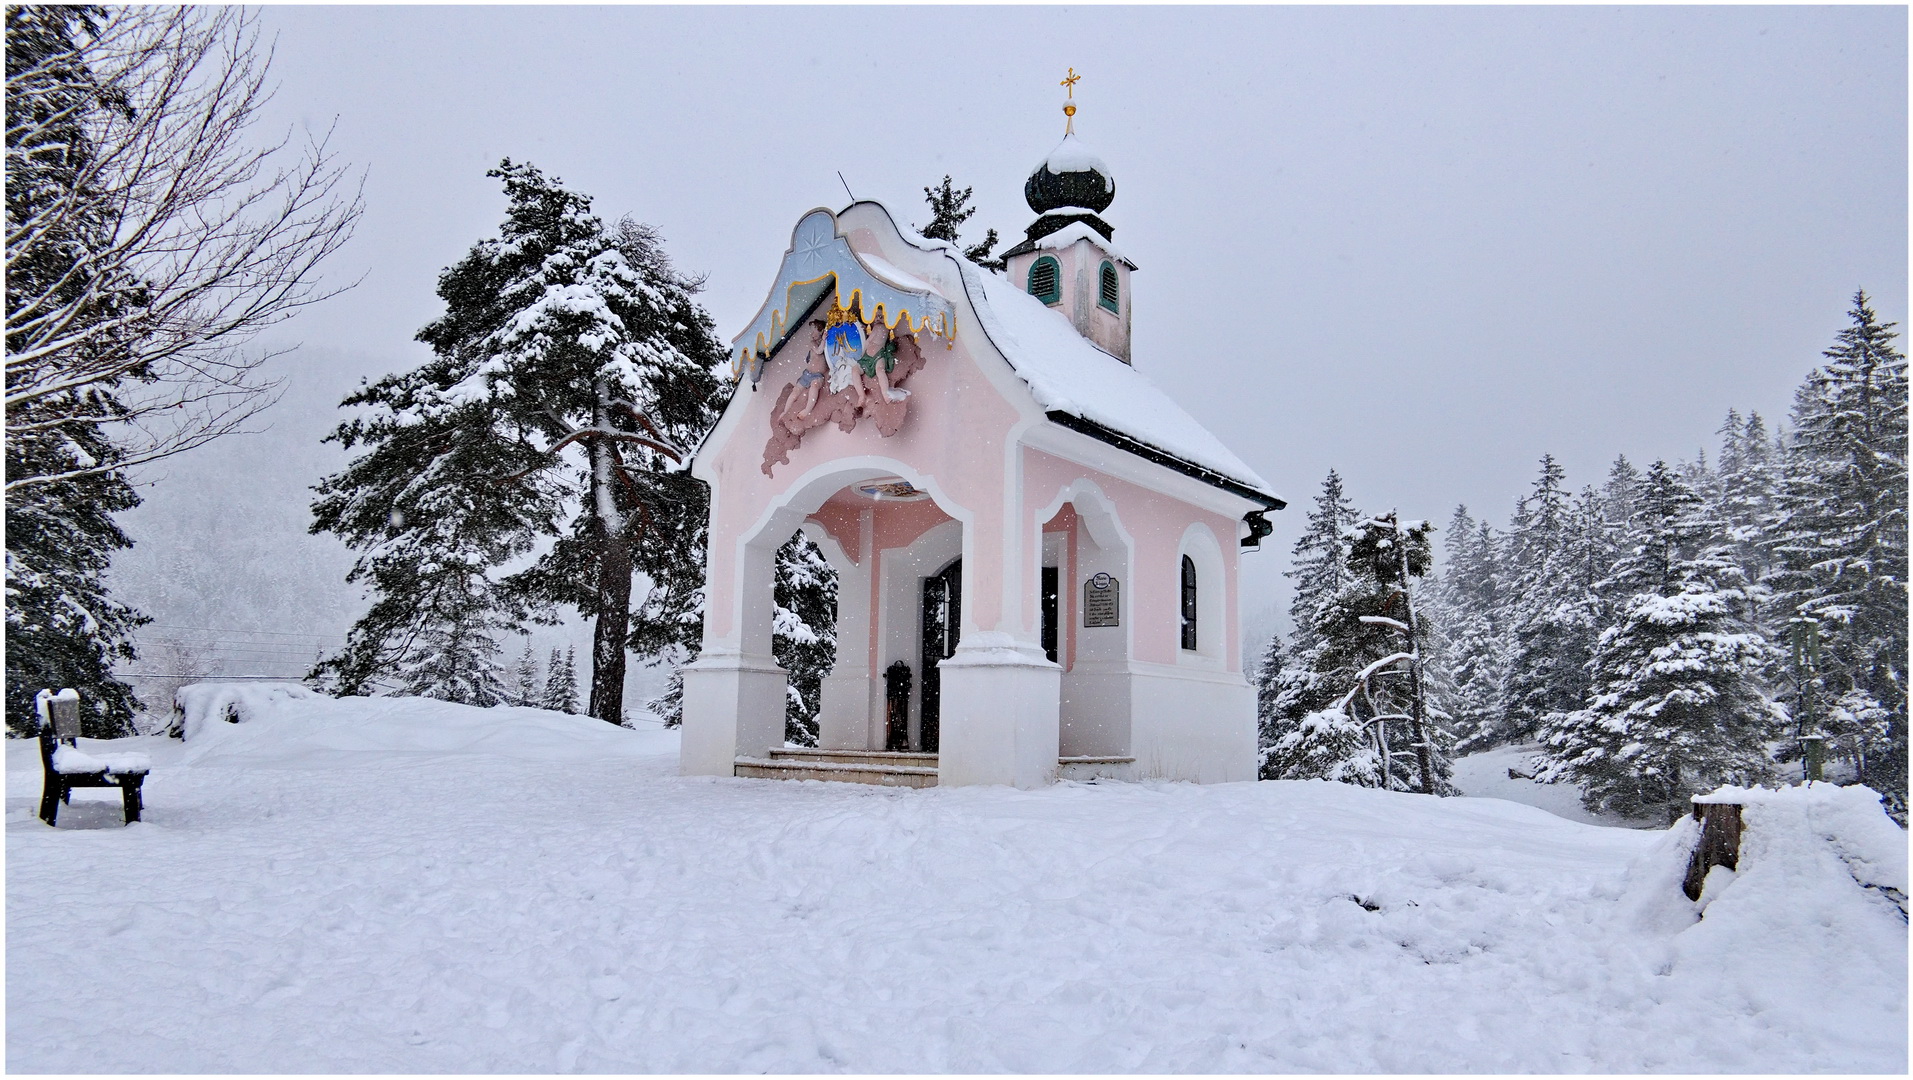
[1180,555,1198,651]
[1098,261,1120,313]
[1028,256,1061,305]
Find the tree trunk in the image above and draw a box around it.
[1392,511,1436,795]
[590,528,633,725]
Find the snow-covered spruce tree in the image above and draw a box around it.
[1770,291,1908,809]
[507,641,541,707]
[1500,455,1588,742]
[1252,632,1288,778]
[1531,485,1624,728]
[772,532,838,746]
[915,176,1002,270]
[1539,460,1779,820]
[1712,411,1782,609]
[1265,490,1450,792]
[1601,454,1642,530]
[1266,470,1359,724]
[5,416,148,737]
[541,646,581,715]
[393,572,510,706]
[4,7,148,737]
[1338,513,1450,793]
[311,162,725,722]
[1429,505,1509,752]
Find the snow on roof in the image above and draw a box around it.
[1039,134,1114,190]
[1033,221,1127,263]
[956,259,1275,497]
[853,249,938,295]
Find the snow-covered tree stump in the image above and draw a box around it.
[1682,798,1745,901]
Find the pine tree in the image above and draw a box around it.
[394,573,509,707]
[1336,512,1450,793]
[311,162,725,721]
[1771,291,1908,809]
[1430,506,1509,752]
[772,532,837,746]
[916,176,1002,269]
[507,641,541,707]
[1265,513,1441,791]
[1265,470,1360,733]
[1253,633,1286,778]
[1263,477,1449,792]
[541,646,581,714]
[5,419,147,737]
[1539,461,1779,819]
[1714,411,1781,596]
[1501,455,1582,741]
[1601,455,1642,533]
[5,7,148,737]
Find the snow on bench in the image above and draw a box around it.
[35,689,149,827]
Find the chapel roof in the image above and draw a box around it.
[944,242,1280,506]
[719,201,1281,511]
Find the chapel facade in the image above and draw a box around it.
[681,87,1284,788]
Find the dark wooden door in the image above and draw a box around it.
[1041,565,1060,664]
[919,558,961,752]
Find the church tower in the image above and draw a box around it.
[1001,70,1137,364]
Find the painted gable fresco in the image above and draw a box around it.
[761,299,931,476]
[734,210,958,477]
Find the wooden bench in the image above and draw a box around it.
[36,689,149,827]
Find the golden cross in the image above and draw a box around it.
[1060,68,1081,98]
[1060,67,1080,133]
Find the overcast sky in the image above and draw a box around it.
[118,4,1908,652]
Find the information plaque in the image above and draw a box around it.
[1082,572,1121,627]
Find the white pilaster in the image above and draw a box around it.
[679,651,789,775]
[936,633,1061,788]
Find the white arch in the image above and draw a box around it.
[719,454,975,658]
[1030,476,1138,661]
[1176,520,1227,669]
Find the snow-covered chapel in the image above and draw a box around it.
[682,84,1285,787]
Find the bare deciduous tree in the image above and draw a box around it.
[5,6,362,493]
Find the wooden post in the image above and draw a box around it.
[1682,801,1744,901]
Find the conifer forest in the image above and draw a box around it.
[1258,292,1908,820]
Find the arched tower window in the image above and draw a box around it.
[1028,255,1061,305]
[1180,555,1198,651]
[1098,261,1120,313]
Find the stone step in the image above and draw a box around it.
[768,747,940,767]
[1059,755,1136,782]
[735,755,939,788]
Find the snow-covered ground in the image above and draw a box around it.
[1450,743,1659,827]
[8,692,1906,1073]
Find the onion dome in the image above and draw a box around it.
[1024,133,1115,215]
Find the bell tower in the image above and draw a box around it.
[1001,69,1137,364]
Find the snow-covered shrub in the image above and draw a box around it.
[1261,706,1386,786]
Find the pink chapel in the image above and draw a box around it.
[681,89,1285,788]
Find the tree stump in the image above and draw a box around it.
[1682,801,1744,901]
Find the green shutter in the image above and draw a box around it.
[1028,256,1061,304]
[1098,262,1120,313]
